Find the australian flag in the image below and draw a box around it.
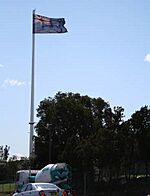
[33,14,68,34]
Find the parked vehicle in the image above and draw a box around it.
[35,163,72,190]
[15,163,73,195]
[12,182,66,196]
[15,170,39,192]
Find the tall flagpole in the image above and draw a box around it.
[28,11,67,159]
[29,9,35,158]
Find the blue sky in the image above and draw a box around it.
[1,0,150,157]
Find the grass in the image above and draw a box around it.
[0,183,15,195]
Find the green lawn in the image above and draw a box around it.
[0,183,15,195]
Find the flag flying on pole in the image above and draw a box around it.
[33,14,68,34]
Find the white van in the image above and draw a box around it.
[15,170,39,192]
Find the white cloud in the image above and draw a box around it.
[2,79,26,88]
[144,54,150,63]
[0,64,4,68]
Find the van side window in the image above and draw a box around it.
[16,173,20,181]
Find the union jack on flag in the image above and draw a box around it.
[33,14,67,34]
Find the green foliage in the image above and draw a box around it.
[34,92,110,169]
[1,93,150,196]
[0,159,30,182]
[33,92,150,183]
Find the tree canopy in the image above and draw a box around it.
[34,92,110,168]
[33,92,150,182]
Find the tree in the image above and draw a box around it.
[34,92,110,169]
[130,106,150,178]
[3,145,10,161]
[93,106,125,182]
[119,119,138,180]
